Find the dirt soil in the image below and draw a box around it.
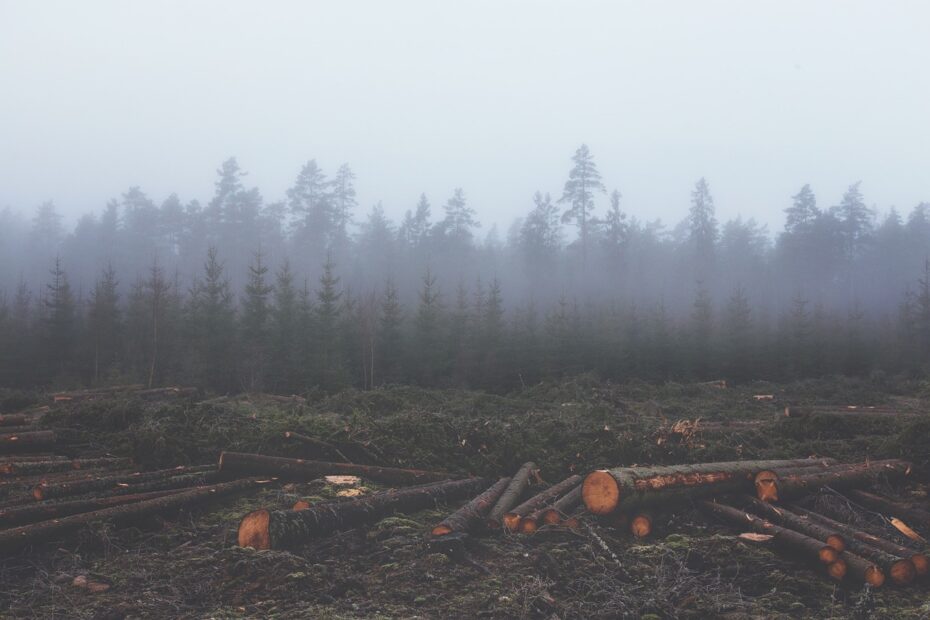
[3,375,930,619]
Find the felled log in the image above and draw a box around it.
[0,477,268,552]
[753,460,907,502]
[791,505,929,576]
[431,477,511,536]
[0,431,56,454]
[630,511,653,538]
[487,462,537,529]
[701,500,883,585]
[239,477,490,550]
[743,497,846,551]
[0,487,188,528]
[505,475,582,532]
[218,452,449,487]
[583,458,837,515]
[284,431,349,462]
[702,500,843,566]
[848,490,930,531]
[0,457,132,476]
[783,406,913,419]
[0,468,131,498]
[134,386,198,400]
[756,461,912,503]
[0,415,32,427]
[540,485,583,526]
[33,465,216,501]
[0,455,67,463]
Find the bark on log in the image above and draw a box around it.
[583,458,837,515]
[486,461,538,529]
[239,477,490,550]
[848,490,930,531]
[754,460,909,502]
[701,500,885,585]
[0,487,188,528]
[757,461,912,503]
[540,485,583,526]
[504,475,582,532]
[790,505,929,576]
[784,406,913,419]
[0,415,32,427]
[0,431,56,454]
[284,431,349,462]
[33,465,216,501]
[218,451,450,487]
[0,457,132,476]
[0,455,68,463]
[0,468,134,497]
[134,386,199,400]
[0,477,268,552]
[431,477,511,536]
[743,497,846,551]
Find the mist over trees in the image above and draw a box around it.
[1,144,930,392]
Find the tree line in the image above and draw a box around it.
[1,145,930,391]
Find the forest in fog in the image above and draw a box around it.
[2,144,930,392]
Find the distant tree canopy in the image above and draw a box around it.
[0,146,929,392]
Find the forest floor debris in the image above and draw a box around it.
[2,376,930,618]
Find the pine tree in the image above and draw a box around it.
[270,261,302,392]
[559,144,605,266]
[413,268,445,385]
[689,178,718,272]
[329,163,357,249]
[689,282,714,378]
[724,285,753,381]
[602,189,628,264]
[520,191,561,278]
[88,264,120,385]
[314,255,346,391]
[438,188,480,249]
[188,247,236,391]
[43,257,76,381]
[377,279,404,384]
[241,251,274,391]
[785,184,819,234]
[835,182,873,259]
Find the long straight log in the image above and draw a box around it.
[0,468,136,497]
[584,458,837,515]
[743,496,846,551]
[0,477,268,552]
[702,500,844,566]
[0,415,32,427]
[486,462,537,529]
[701,500,884,586]
[505,475,582,532]
[218,451,449,487]
[791,505,929,576]
[784,406,911,419]
[0,455,68,463]
[0,426,39,435]
[848,490,930,531]
[0,457,132,476]
[283,431,349,462]
[431,477,511,536]
[754,460,910,501]
[758,462,912,503]
[540,485,582,526]
[0,487,189,528]
[33,465,216,501]
[239,477,490,550]
[0,431,56,454]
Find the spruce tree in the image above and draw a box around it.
[88,264,120,385]
[188,247,236,392]
[377,279,404,384]
[43,257,76,381]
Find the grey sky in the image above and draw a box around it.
[1,1,928,233]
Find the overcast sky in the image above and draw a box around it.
[1,1,928,234]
